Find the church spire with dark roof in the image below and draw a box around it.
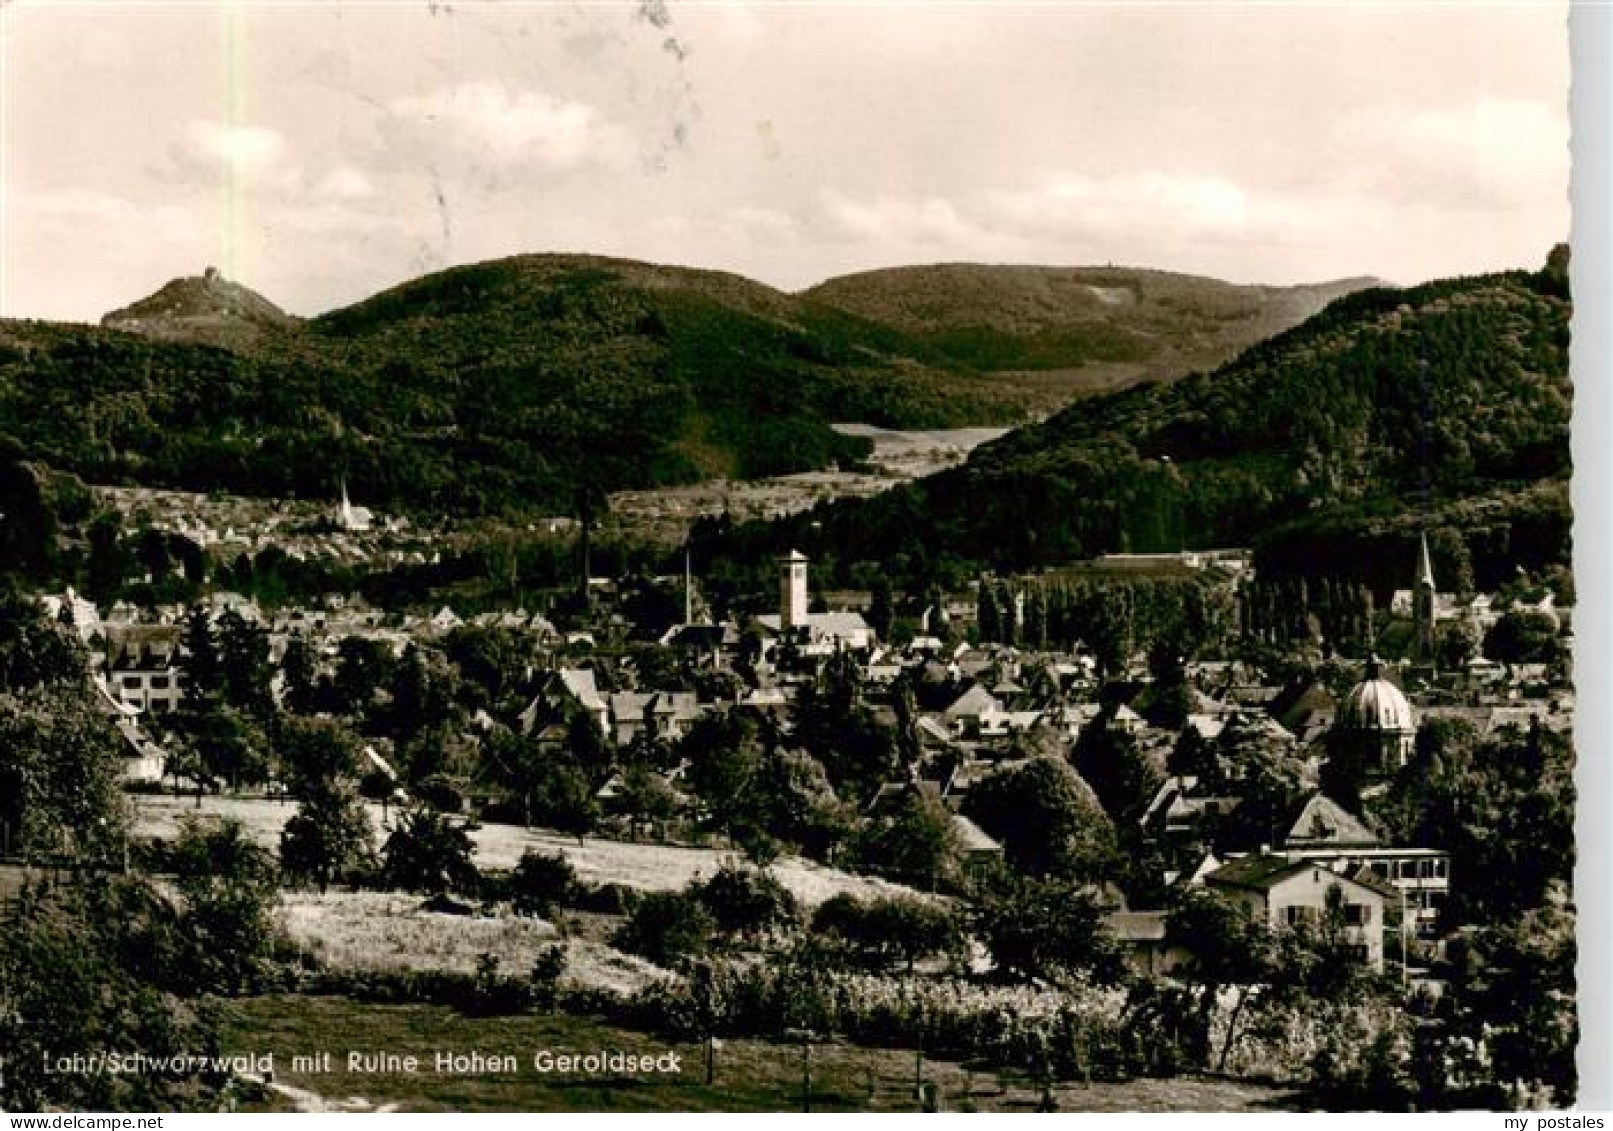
[1414,533,1436,664]
[1417,532,1436,590]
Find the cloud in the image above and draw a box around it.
[184,122,287,171]
[153,120,307,199]
[813,174,1292,265]
[383,82,636,175]
[154,121,383,214]
[987,174,1256,243]
[1337,97,1568,208]
[820,192,992,248]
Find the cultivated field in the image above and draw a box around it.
[218,995,1305,1113]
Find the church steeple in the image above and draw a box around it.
[1413,533,1436,664]
[336,474,372,533]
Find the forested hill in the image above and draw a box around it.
[805,263,1375,382]
[0,255,1010,516]
[100,267,301,351]
[0,253,1372,518]
[716,251,1572,596]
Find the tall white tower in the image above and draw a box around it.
[780,550,809,630]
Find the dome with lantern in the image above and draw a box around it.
[1338,656,1415,733]
[1333,655,1417,773]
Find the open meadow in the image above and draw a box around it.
[275,892,668,996]
[130,793,924,908]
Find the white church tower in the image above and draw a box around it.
[780,550,809,630]
[338,476,373,533]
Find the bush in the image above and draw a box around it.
[531,945,567,1011]
[615,954,1143,1081]
[298,966,540,1016]
[1304,1001,1419,1109]
[0,875,229,1110]
[613,892,716,968]
[571,881,642,915]
[511,851,577,917]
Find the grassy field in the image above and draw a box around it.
[131,793,923,908]
[217,994,1305,1113]
[276,892,668,995]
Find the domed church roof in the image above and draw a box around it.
[1337,656,1416,733]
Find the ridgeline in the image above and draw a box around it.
[0,254,1367,520]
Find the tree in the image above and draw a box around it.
[965,755,1118,882]
[0,584,85,690]
[511,850,577,917]
[1165,888,1286,1069]
[1434,618,1479,671]
[1379,724,1574,925]
[170,817,280,992]
[1162,887,1366,1073]
[747,746,850,860]
[359,765,400,822]
[279,634,322,715]
[0,686,127,864]
[444,625,527,711]
[276,716,364,799]
[0,444,59,579]
[399,724,477,798]
[381,806,481,894]
[0,875,226,1110]
[1484,609,1563,666]
[1445,895,1577,1104]
[132,528,174,583]
[854,788,962,890]
[616,761,683,835]
[169,701,270,793]
[530,945,568,1012]
[868,574,895,640]
[1199,712,1312,851]
[385,644,461,743]
[565,705,612,775]
[217,608,272,715]
[968,870,1120,983]
[692,864,801,942]
[682,710,764,834]
[1073,715,1167,825]
[534,758,599,842]
[280,780,376,891]
[613,891,716,968]
[792,657,901,797]
[180,605,222,706]
[84,512,130,601]
[331,635,395,717]
[812,893,963,973]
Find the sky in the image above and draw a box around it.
[0,1,1572,322]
